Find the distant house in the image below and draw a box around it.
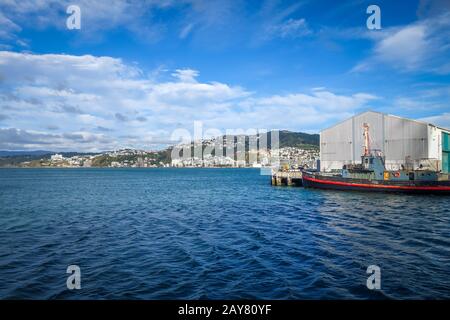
[50,154,64,162]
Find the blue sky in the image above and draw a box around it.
[0,0,449,151]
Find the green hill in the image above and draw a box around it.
[278,130,319,148]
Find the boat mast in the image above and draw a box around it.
[363,123,370,156]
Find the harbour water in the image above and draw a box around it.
[0,168,449,299]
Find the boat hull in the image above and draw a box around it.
[302,172,450,194]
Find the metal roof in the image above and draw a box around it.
[320,110,450,133]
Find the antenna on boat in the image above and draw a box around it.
[363,123,370,156]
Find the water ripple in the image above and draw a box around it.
[0,168,449,299]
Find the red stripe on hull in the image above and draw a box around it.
[303,175,450,191]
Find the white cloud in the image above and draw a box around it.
[171,69,199,83]
[374,25,427,69]
[420,113,450,130]
[0,51,377,150]
[0,0,250,46]
[390,85,450,117]
[267,18,312,39]
[0,12,21,40]
[351,12,450,74]
[179,23,194,39]
[0,0,175,44]
[0,127,114,151]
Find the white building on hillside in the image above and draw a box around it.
[50,154,64,162]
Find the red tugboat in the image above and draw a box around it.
[302,123,450,194]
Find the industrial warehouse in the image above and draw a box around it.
[319,111,450,173]
[272,110,450,193]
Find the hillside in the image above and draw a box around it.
[278,130,319,148]
[0,130,319,167]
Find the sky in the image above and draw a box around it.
[0,0,449,151]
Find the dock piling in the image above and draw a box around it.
[271,171,303,187]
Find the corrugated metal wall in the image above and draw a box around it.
[384,115,428,161]
[320,117,353,170]
[320,111,430,171]
[351,111,385,159]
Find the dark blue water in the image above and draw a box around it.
[0,168,449,299]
